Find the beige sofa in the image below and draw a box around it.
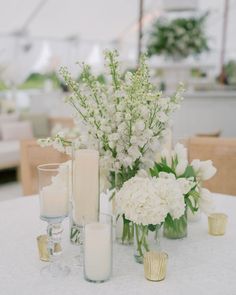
[0,113,74,173]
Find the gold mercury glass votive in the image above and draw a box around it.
[208,213,228,236]
[144,251,168,281]
[37,235,49,261]
[37,235,62,261]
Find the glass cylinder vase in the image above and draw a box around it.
[116,214,134,245]
[84,213,113,283]
[111,170,137,245]
[134,224,161,264]
[163,211,187,239]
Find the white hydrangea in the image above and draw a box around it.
[158,172,195,195]
[116,176,186,225]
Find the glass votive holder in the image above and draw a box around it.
[37,235,49,262]
[144,251,168,281]
[83,213,113,283]
[37,235,62,262]
[208,213,228,236]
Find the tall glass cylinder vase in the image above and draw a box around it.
[134,224,161,264]
[163,211,188,239]
[111,171,135,245]
[70,148,100,265]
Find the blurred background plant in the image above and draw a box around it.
[147,13,210,60]
[224,60,236,85]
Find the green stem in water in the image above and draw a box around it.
[135,224,143,258]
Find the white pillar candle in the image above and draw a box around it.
[40,183,69,218]
[84,222,112,282]
[73,149,99,224]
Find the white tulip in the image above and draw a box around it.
[176,159,188,176]
[199,188,215,215]
[161,148,172,166]
[191,159,217,181]
[174,143,188,161]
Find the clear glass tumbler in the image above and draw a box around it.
[83,213,113,283]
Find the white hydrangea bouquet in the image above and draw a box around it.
[116,173,188,262]
[116,143,216,261]
[39,50,184,244]
[151,143,217,239]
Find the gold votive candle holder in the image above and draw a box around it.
[37,235,49,262]
[208,213,228,236]
[144,251,168,282]
[37,235,62,262]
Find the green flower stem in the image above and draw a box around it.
[135,224,144,258]
[164,211,187,239]
[142,225,149,252]
[121,215,134,244]
[135,224,150,259]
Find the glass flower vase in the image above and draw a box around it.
[163,211,187,239]
[112,170,137,245]
[116,214,134,245]
[134,224,161,264]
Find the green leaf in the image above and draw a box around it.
[148,224,157,232]
[185,197,198,213]
[181,165,196,178]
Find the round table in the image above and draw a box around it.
[0,194,236,295]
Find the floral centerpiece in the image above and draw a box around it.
[39,50,184,244]
[147,13,209,60]
[116,173,188,263]
[150,143,216,239]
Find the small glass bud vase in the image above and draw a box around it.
[134,224,161,264]
[163,211,187,239]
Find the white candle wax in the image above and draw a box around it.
[84,222,112,281]
[40,184,69,218]
[73,149,99,224]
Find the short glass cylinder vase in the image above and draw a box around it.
[163,212,187,239]
[134,224,161,264]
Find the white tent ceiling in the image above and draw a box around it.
[0,0,157,41]
[0,0,236,83]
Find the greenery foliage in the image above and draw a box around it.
[224,60,236,85]
[19,72,60,89]
[147,13,209,59]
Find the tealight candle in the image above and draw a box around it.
[73,149,99,224]
[208,213,228,236]
[84,215,112,283]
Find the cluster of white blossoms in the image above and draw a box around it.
[160,143,217,215]
[55,50,184,175]
[116,176,186,226]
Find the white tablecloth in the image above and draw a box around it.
[0,194,236,295]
